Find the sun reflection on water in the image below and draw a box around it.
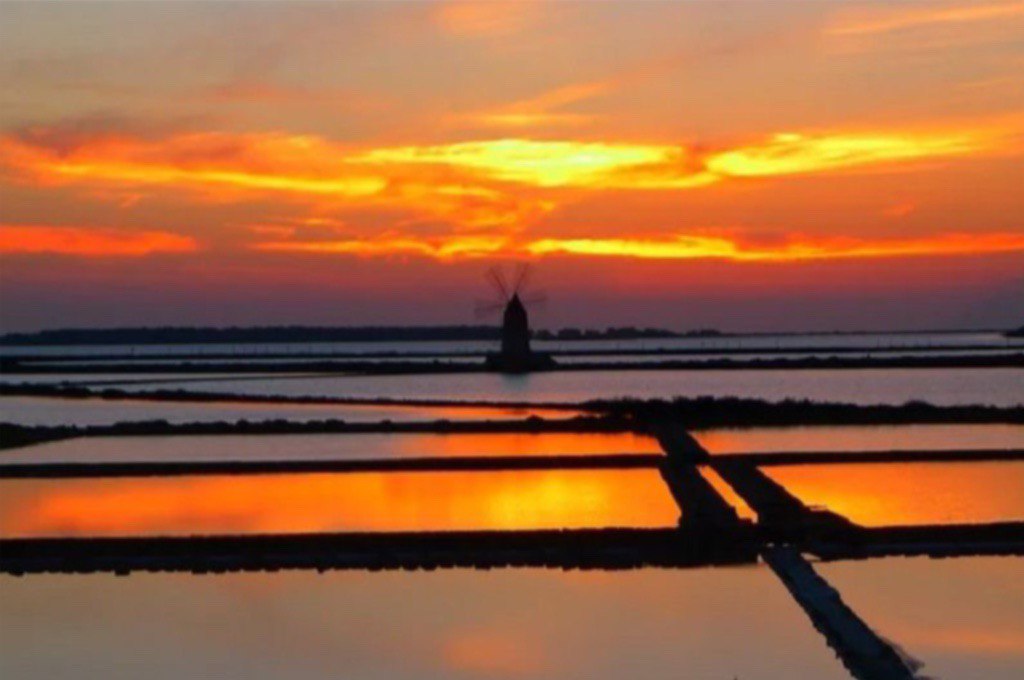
[0,470,678,537]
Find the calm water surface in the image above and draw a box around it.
[0,469,679,537]
[818,556,1024,680]
[767,462,1024,526]
[0,567,852,680]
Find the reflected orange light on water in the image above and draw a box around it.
[766,462,1024,527]
[442,628,548,677]
[0,470,678,538]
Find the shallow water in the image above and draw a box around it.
[766,462,1024,526]
[0,432,659,465]
[694,424,1024,455]
[0,469,679,537]
[101,367,1024,406]
[817,556,1024,680]
[0,395,578,427]
[0,567,852,680]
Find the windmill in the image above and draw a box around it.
[475,264,555,373]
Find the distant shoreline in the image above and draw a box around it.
[1,325,1018,347]
[2,351,1022,375]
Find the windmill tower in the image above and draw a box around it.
[476,265,555,373]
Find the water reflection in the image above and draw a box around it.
[0,568,852,680]
[695,424,1024,455]
[766,462,1024,526]
[0,470,678,537]
[0,432,659,465]
[818,557,1024,680]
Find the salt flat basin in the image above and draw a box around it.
[107,367,1024,406]
[0,395,580,427]
[817,556,1024,680]
[0,432,660,465]
[766,462,1024,526]
[0,568,851,680]
[694,424,1024,455]
[0,469,678,538]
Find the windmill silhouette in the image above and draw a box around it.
[475,264,555,373]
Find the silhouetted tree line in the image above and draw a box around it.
[594,396,1024,428]
[0,415,629,450]
[0,325,694,346]
[534,327,716,340]
[0,325,500,345]
[3,351,1021,375]
[3,396,1022,452]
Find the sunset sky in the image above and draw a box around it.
[1,0,1022,332]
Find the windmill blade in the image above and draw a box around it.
[473,299,507,319]
[486,266,511,301]
[512,262,533,295]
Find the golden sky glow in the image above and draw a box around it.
[4,121,1010,200]
[1,0,1022,330]
[1,119,1015,239]
[703,131,987,178]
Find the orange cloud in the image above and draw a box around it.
[253,231,1024,263]
[704,130,987,177]
[0,224,197,256]
[0,131,545,228]
[1,119,1017,236]
[254,234,510,259]
[0,132,387,197]
[354,138,688,188]
[355,122,1016,188]
[454,81,612,129]
[829,1,1024,36]
[434,0,543,38]
[526,232,1024,262]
